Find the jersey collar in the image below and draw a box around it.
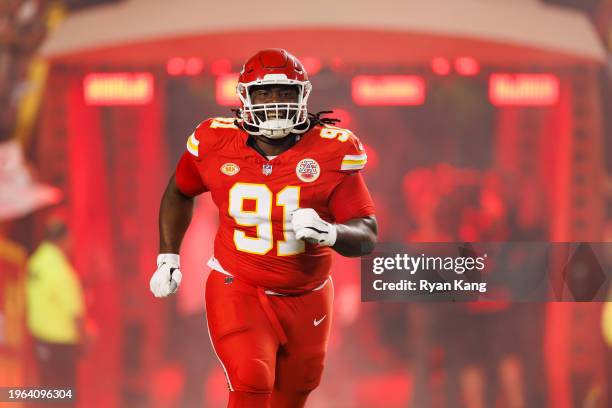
[245,134,301,162]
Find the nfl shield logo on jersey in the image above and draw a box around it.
[296,158,320,182]
[262,163,273,176]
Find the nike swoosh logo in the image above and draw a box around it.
[313,315,327,326]
[306,226,328,234]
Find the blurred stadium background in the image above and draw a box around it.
[1,0,612,407]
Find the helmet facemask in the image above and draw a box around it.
[237,75,312,139]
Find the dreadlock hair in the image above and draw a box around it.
[307,111,341,128]
[231,109,341,132]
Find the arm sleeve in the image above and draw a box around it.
[328,172,375,224]
[175,151,208,197]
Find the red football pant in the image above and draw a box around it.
[205,270,333,408]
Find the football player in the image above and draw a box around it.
[150,49,377,407]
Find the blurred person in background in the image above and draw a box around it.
[26,216,85,400]
[0,220,28,387]
[403,166,540,408]
[0,0,48,143]
[440,177,533,408]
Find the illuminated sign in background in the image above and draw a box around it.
[84,73,154,106]
[489,74,559,106]
[352,75,426,106]
[82,58,561,108]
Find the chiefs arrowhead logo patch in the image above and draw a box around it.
[220,162,240,176]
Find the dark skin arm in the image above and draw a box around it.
[159,174,195,253]
[331,215,378,257]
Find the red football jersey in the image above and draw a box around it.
[175,117,374,293]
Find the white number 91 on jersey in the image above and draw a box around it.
[228,183,304,256]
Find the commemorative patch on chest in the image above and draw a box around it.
[220,162,240,176]
[296,158,320,183]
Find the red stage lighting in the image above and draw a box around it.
[352,75,425,106]
[489,74,559,106]
[300,57,322,76]
[167,57,185,76]
[455,57,479,76]
[431,57,451,76]
[84,73,154,105]
[330,108,352,127]
[210,59,232,75]
[330,57,345,72]
[362,143,378,170]
[216,73,239,106]
[185,58,204,76]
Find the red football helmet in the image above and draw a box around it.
[237,49,312,138]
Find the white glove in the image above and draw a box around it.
[291,208,337,247]
[150,254,182,298]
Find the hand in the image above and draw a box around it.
[150,254,182,297]
[291,208,337,247]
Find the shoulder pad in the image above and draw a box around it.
[316,124,367,173]
[186,117,238,157]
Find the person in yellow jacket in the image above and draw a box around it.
[26,219,84,392]
[604,299,612,347]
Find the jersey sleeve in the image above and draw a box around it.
[317,124,368,173]
[176,119,217,196]
[186,130,200,157]
[328,172,375,224]
[186,119,212,158]
[338,130,367,173]
[175,151,207,196]
[186,117,237,157]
